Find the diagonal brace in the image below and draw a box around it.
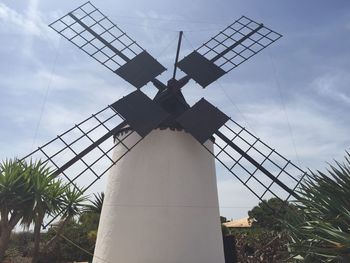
[211,24,263,62]
[69,13,130,62]
[54,121,126,176]
[215,130,299,199]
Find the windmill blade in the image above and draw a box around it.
[49,1,166,89]
[20,91,168,227]
[177,16,282,88]
[210,124,306,202]
[177,99,307,205]
[20,106,138,227]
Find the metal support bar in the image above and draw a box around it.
[173,31,183,79]
[211,24,263,62]
[54,120,126,176]
[152,78,167,91]
[69,13,130,62]
[215,130,298,199]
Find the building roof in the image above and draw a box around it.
[223,217,252,228]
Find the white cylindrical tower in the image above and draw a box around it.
[93,128,225,263]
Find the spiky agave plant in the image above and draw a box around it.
[44,186,88,249]
[80,192,104,242]
[285,153,350,262]
[84,192,104,214]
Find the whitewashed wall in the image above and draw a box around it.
[93,129,225,263]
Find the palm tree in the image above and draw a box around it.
[0,159,32,261]
[0,158,86,262]
[285,153,350,262]
[44,186,88,249]
[24,160,64,263]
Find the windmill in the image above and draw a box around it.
[19,1,308,262]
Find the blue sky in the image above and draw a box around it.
[0,0,349,219]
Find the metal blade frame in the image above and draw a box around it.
[202,118,307,204]
[194,16,282,73]
[50,2,143,71]
[49,1,165,89]
[18,104,145,228]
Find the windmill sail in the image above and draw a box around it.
[21,2,302,231]
[209,120,306,202]
[20,91,169,227]
[49,1,166,89]
[177,99,307,204]
[20,93,305,228]
[177,16,282,88]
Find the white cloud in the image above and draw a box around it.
[0,2,45,37]
[312,72,350,105]
[240,99,349,169]
[0,1,57,60]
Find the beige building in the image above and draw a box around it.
[223,217,252,228]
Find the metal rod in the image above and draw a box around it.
[69,13,130,62]
[152,78,167,91]
[172,31,183,79]
[211,24,263,62]
[215,130,299,199]
[54,121,126,176]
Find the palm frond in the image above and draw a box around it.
[285,152,350,261]
[84,192,104,214]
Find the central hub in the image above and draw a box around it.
[153,76,191,130]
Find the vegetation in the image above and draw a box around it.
[43,187,88,250]
[40,218,95,262]
[285,154,350,262]
[5,195,103,263]
[33,192,103,262]
[84,192,104,214]
[0,158,88,262]
[2,153,350,262]
[242,154,350,262]
[25,160,64,263]
[0,159,32,261]
[228,228,289,263]
[228,200,293,262]
[248,197,296,231]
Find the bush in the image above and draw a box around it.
[229,228,289,262]
[40,219,94,262]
